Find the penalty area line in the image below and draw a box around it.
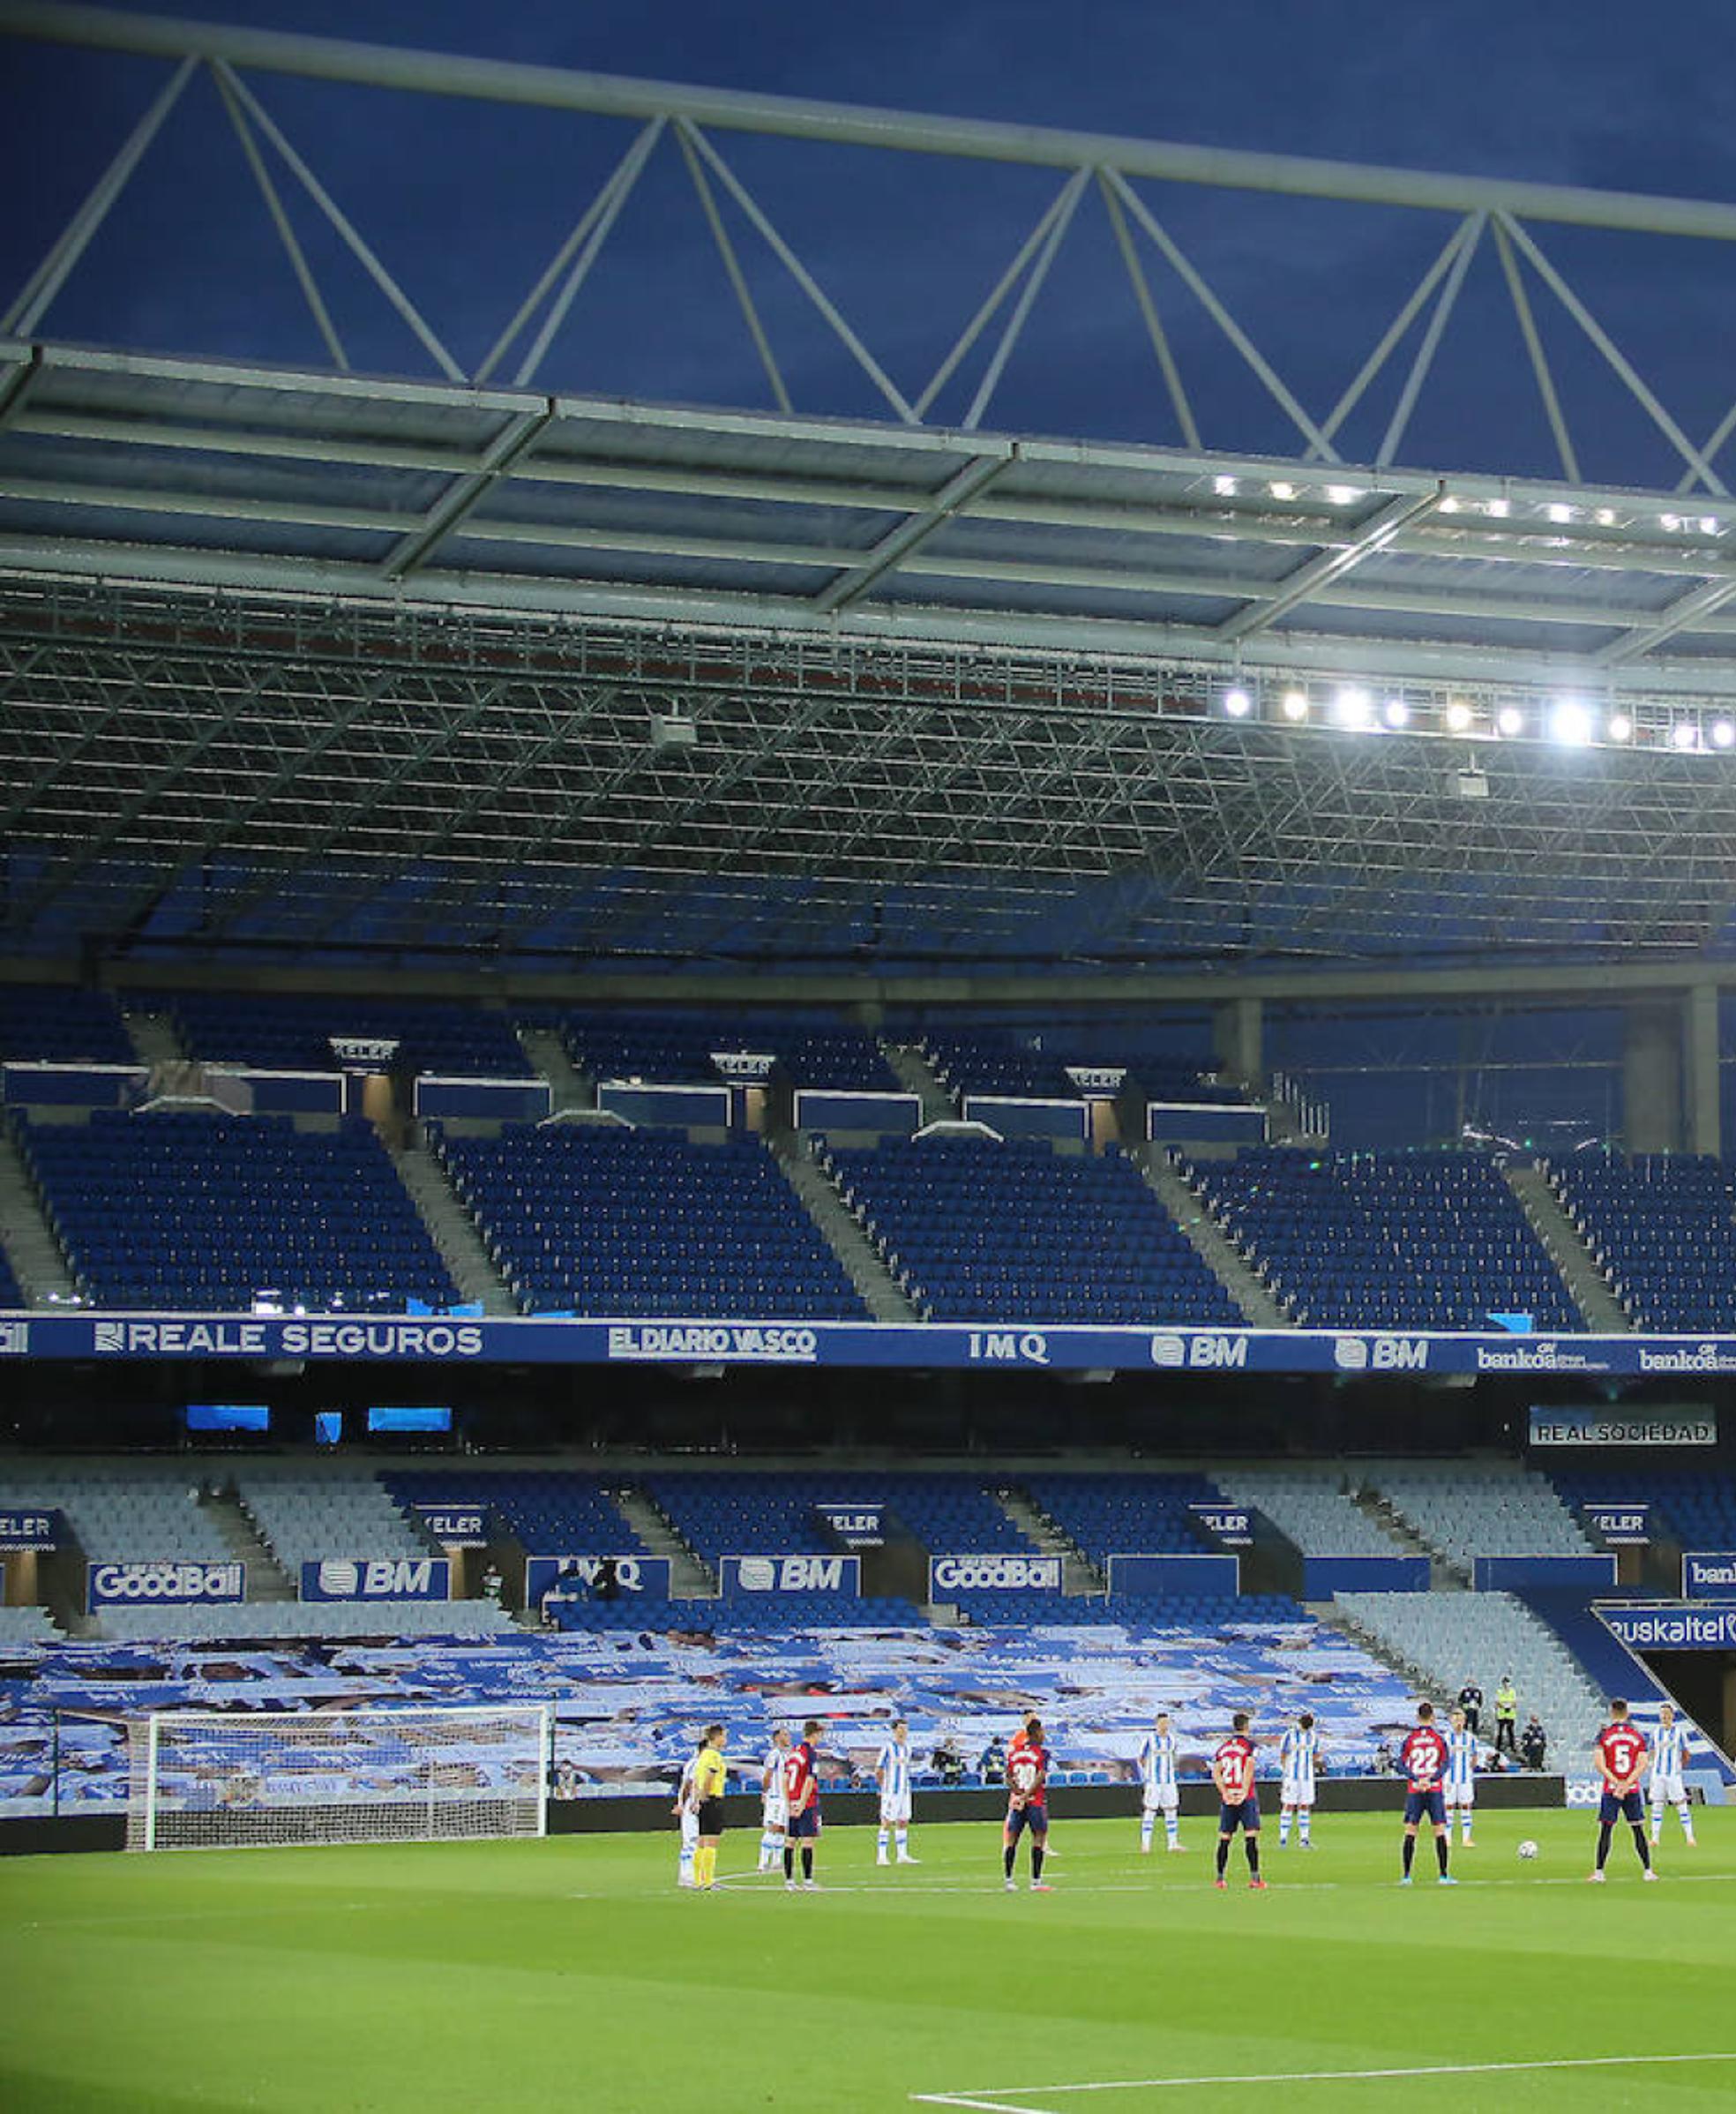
[909,2049,1736,2107]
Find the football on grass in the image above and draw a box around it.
[1516,1839,1539,1860]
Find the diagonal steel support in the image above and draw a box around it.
[210,56,347,370]
[1681,398,1736,498]
[1309,214,1476,463]
[1378,213,1484,468]
[0,349,43,430]
[475,116,664,386]
[916,176,1082,422]
[217,63,465,383]
[3,53,196,336]
[814,452,1011,614]
[1595,574,1736,667]
[380,407,555,581]
[1492,215,1578,484]
[962,167,1089,431]
[1098,169,1200,450]
[1497,212,1727,497]
[677,119,792,415]
[1217,487,1443,642]
[677,119,918,424]
[1102,169,1337,461]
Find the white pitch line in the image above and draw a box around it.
[909,2048,1736,2108]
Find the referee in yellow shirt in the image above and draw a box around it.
[692,1725,729,1891]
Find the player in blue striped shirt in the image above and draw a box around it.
[1444,1705,1478,1847]
[1649,1702,1696,1847]
[1136,1711,1184,1853]
[1278,1712,1319,1848]
[876,1718,917,1865]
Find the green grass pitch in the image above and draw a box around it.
[4,1807,1734,2111]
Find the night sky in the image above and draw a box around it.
[2,0,1734,489]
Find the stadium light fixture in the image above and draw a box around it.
[1485,499,1511,519]
[1268,481,1298,500]
[1213,474,1238,497]
[1607,712,1634,741]
[1331,686,1373,730]
[1382,697,1410,728]
[1549,700,1592,746]
[1546,503,1574,524]
[1281,688,1310,721]
[1223,686,1252,717]
[1672,721,1701,750]
[1713,719,1736,748]
[1496,705,1525,738]
[1327,484,1363,506]
[1445,700,1474,733]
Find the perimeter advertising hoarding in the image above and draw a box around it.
[719,1555,861,1594]
[86,1561,244,1611]
[0,1510,58,1549]
[1581,1503,1651,1544]
[9,1313,1736,1379]
[524,1556,673,1603]
[298,1558,451,1603]
[1601,1603,1736,1650]
[1681,1554,1736,1598]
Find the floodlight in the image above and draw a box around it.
[1702,517,1721,536]
[1550,700,1592,746]
[1496,706,1524,738]
[1332,686,1372,730]
[1714,720,1735,749]
[1268,481,1297,500]
[1546,503,1574,524]
[1214,474,1238,497]
[1485,499,1511,519]
[1595,507,1616,527]
[1607,713,1634,742]
[1223,686,1252,717]
[1672,722,1700,750]
[1281,688,1310,721]
[1382,698,1410,728]
[1327,485,1363,506]
[1445,701,1474,733]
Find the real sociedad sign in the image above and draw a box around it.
[524,1555,671,1602]
[15,1311,1736,1376]
[0,1509,58,1548]
[411,1504,489,1547]
[1602,1602,1736,1650]
[87,1561,244,1610]
[1582,1503,1650,1545]
[299,1557,450,1603]
[1530,1406,1717,1447]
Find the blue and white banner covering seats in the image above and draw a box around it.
[0,1509,58,1548]
[524,1555,672,1603]
[410,1504,490,1547]
[0,1603,1414,1818]
[928,1554,1060,1596]
[1581,1502,1651,1544]
[1681,1553,1736,1597]
[720,1555,861,1594]
[299,1557,450,1603]
[86,1561,244,1612]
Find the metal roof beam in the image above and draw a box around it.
[380,405,555,581]
[11,5,1736,242]
[812,452,1012,614]
[1216,488,1445,642]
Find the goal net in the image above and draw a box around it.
[125,1703,551,1852]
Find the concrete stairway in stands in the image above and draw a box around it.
[1135,1147,1291,1328]
[767,1124,918,1322]
[122,1006,188,1068]
[998,1486,1105,1595]
[201,1488,297,1602]
[1503,1164,1631,1331]
[393,1143,519,1315]
[611,1486,716,1596]
[880,1042,957,1125]
[518,1026,592,1115]
[0,1127,79,1306]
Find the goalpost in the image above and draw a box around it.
[125,1703,553,1852]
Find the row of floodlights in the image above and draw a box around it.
[1218,684,1736,751]
[1210,474,1725,538]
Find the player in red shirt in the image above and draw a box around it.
[1590,1698,1656,1883]
[782,1718,824,1892]
[1398,1700,1456,1885]
[1002,1715,1053,1892]
[1211,1710,1266,1890]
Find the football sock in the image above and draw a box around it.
[877,1827,890,1859]
[1680,1803,1695,1840]
[801,1847,813,1881]
[1402,1834,1416,1878]
[1165,1813,1179,1848]
[1216,1839,1230,1879]
[1246,1839,1261,1877]
[1005,1844,1017,1880]
[1633,1826,1651,1870]
[1461,1816,1473,1842]
[1141,1812,1155,1850]
[693,1846,714,1887]
[1298,1811,1311,1846]
[1596,1823,1613,1871]
[783,1846,795,1881]
[1031,1844,1045,1882]
[896,1828,909,1856]
[1434,1833,1449,1877]
[1278,1812,1291,1845]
